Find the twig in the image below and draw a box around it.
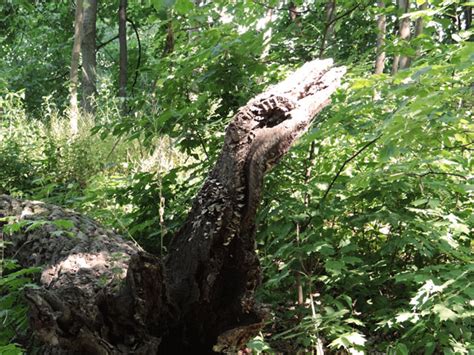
[298,136,380,234]
[320,136,381,204]
[105,137,122,162]
[319,2,363,56]
[97,34,119,49]
[406,171,467,179]
[327,3,362,29]
[127,18,142,91]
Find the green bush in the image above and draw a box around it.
[253,42,473,354]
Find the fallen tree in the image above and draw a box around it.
[1,59,345,354]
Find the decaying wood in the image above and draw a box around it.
[1,59,345,354]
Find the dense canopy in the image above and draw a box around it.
[0,0,472,354]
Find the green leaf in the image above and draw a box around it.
[452,33,462,43]
[325,260,345,275]
[433,304,458,322]
[0,343,25,355]
[352,78,372,89]
[411,198,428,206]
[395,343,409,355]
[246,336,271,352]
[174,0,194,14]
[52,219,75,230]
[344,332,366,346]
[25,220,47,232]
[379,142,396,162]
[151,0,175,11]
[395,311,413,323]
[424,342,436,355]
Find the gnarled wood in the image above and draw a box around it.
[164,59,345,352]
[1,59,345,354]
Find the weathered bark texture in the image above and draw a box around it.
[319,0,336,56]
[81,0,97,114]
[414,2,427,37]
[2,59,345,354]
[0,195,139,353]
[375,0,386,74]
[69,0,84,135]
[392,0,411,74]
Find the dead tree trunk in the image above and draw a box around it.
[2,59,345,354]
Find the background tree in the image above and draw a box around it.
[375,0,386,74]
[118,0,127,109]
[320,0,336,56]
[1,0,472,353]
[69,0,84,135]
[392,0,411,74]
[81,0,97,114]
[465,6,472,29]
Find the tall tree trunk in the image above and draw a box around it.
[414,1,427,58]
[261,7,274,58]
[398,0,411,69]
[375,0,386,74]
[391,52,400,75]
[392,0,411,74]
[4,59,345,354]
[81,0,97,114]
[319,0,337,56]
[118,0,127,107]
[415,2,427,37]
[69,0,84,135]
[465,6,472,29]
[163,18,174,56]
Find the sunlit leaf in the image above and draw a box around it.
[433,304,458,322]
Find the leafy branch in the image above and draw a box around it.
[320,136,381,205]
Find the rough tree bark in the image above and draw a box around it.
[69,0,84,135]
[2,59,345,354]
[392,0,411,74]
[375,0,386,74]
[319,0,336,56]
[81,0,97,114]
[414,2,427,37]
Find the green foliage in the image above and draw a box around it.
[0,255,40,353]
[0,0,473,352]
[253,37,473,353]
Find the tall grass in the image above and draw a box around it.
[0,90,183,228]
